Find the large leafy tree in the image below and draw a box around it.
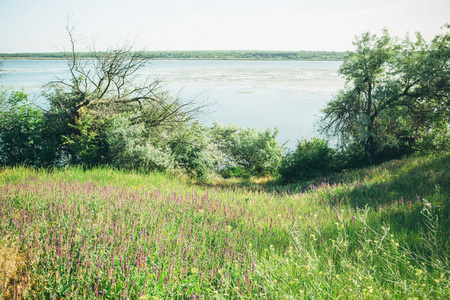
[321,26,450,162]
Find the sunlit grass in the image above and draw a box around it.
[0,153,449,298]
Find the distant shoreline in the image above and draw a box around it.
[0,50,347,61]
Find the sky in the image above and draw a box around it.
[0,0,449,53]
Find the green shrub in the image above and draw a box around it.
[0,89,45,166]
[211,122,282,177]
[280,138,337,182]
[219,166,252,179]
[107,115,175,172]
[169,122,224,182]
[62,111,111,166]
[413,120,450,155]
[335,142,367,169]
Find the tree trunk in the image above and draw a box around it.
[365,82,375,161]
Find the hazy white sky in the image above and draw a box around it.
[0,0,449,53]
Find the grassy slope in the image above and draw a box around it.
[0,153,449,299]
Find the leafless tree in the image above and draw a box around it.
[44,23,202,130]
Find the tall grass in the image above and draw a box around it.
[0,153,449,298]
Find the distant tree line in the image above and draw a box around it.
[1,25,449,183]
[147,50,346,61]
[0,50,346,61]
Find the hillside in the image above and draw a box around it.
[0,153,449,298]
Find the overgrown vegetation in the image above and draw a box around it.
[0,153,449,298]
[321,26,450,163]
[1,26,448,182]
[0,24,449,298]
[279,138,337,182]
[0,25,286,182]
[0,86,282,181]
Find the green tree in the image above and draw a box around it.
[321,30,396,160]
[0,90,45,165]
[321,26,450,162]
[393,27,450,153]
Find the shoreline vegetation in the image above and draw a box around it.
[0,50,346,61]
[1,25,449,298]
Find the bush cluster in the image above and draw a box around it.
[1,87,448,183]
[0,89,283,182]
[279,138,337,182]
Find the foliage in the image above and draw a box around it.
[106,115,175,172]
[42,24,201,165]
[2,25,449,184]
[107,117,224,181]
[0,89,45,166]
[412,115,450,155]
[63,112,111,166]
[169,122,224,182]
[219,166,250,179]
[211,122,282,176]
[321,26,450,162]
[279,138,337,182]
[0,85,282,180]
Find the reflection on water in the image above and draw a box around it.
[0,59,344,150]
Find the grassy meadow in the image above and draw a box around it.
[0,152,449,299]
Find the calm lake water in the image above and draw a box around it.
[0,59,344,150]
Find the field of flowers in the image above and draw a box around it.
[1,153,449,299]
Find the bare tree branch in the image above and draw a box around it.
[44,22,204,131]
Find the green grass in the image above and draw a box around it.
[0,153,449,299]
